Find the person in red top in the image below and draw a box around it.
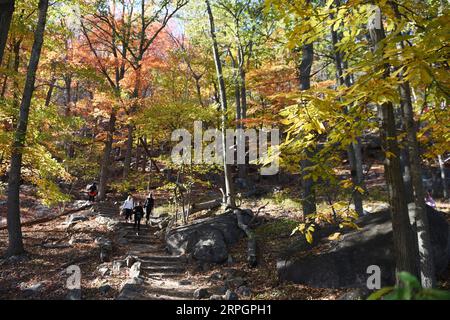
[87,182,97,202]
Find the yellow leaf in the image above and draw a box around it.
[328,232,341,241]
[305,231,313,244]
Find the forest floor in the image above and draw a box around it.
[0,163,449,300]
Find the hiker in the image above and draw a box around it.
[133,201,144,235]
[425,190,437,208]
[87,182,98,202]
[121,195,134,223]
[144,193,155,225]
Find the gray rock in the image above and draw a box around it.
[67,288,81,300]
[225,277,246,288]
[236,286,252,297]
[113,260,126,273]
[277,206,449,288]
[166,211,253,264]
[338,288,371,300]
[129,261,141,278]
[224,290,239,300]
[209,294,224,300]
[216,286,228,295]
[33,204,52,218]
[209,272,223,281]
[179,279,192,286]
[125,255,138,268]
[192,229,228,263]
[20,282,44,296]
[98,265,111,277]
[193,288,209,299]
[99,284,112,294]
[66,213,88,225]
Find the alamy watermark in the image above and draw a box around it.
[171,121,280,175]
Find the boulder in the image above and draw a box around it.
[166,211,253,264]
[99,284,112,294]
[65,213,88,225]
[236,286,252,297]
[67,288,81,300]
[193,288,209,299]
[129,261,141,279]
[125,255,138,268]
[277,206,449,288]
[20,282,44,297]
[338,288,371,300]
[224,290,239,300]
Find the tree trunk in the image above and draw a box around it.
[368,10,419,280]
[123,123,133,178]
[238,46,247,179]
[6,0,49,256]
[98,110,116,201]
[141,136,147,172]
[135,137,141,171]
[0,0,15,65]
[400,80,436,287]
[44,77,56,107]
[298,42,316,216]
[438,155,448,199]
[331,23,364,216]
[205,0,235,208]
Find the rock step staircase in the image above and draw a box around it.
[94,202,196,300]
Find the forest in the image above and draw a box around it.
[0,0,449,301]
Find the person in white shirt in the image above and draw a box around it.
[121,195,134,223]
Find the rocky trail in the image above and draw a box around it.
[95,202,197,300]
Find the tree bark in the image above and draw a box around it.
[330,22,364,216]
[205,0,236,208]
[400,79,436,287]
[298,42,316,216]
[6,0,49,256]
[141,136,147,172]
[98,110,116,201]
[368,10,419,280]
[123,123,133,178]
[438,155,448,199]
[0,0,15,65]
[238,46,247,179]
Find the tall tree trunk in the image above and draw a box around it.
[44,77,56,107]
[330,23,364,216]
[400,80,436,287]
[98,110,116,201]
[205,0,235,208]
[6,0,49,256]
[135,137,141,171]
[194,75,204,107]
[123,123,133,178]
[298,42,316,216]
[141,136,147,172]
[368,9,419,281]
[238,46,247,179]
[438,155,448,199]
[0,0,15,65]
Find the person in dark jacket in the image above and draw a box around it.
[87,182,97,202]
[133,201,144,235]
[144,193,155,225]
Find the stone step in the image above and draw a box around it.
[124,234,153,240]
[141,272,185,279]
[139,255,187,263]
[140,260,185,267]
[141,287,195,299]
[128,239,154,245]
[141,265,186,273]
